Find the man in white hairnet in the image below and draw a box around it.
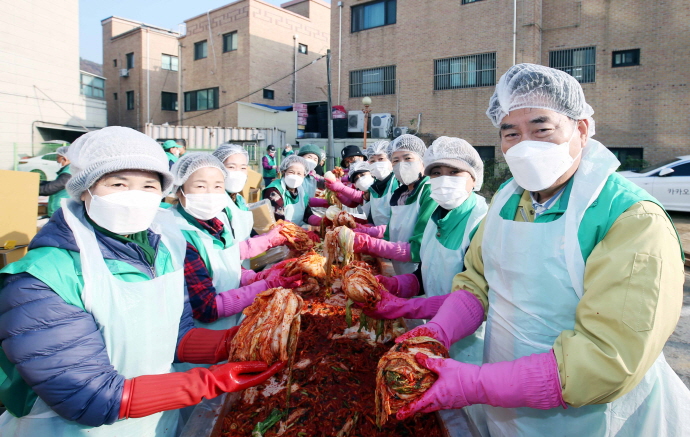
[395,64,689,436]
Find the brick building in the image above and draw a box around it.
[178,0,330,127]
[333,0,690,166]
[101,17,181,130]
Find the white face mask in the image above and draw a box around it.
[182,190,228,220]
[284,174,304,189]
[304,159,317,173]
[224,171,248,193]
[503,127,580,192]
[355,174,375,191]
[430,176,470,210]
[86,189,161,235]
[370,161,392,180]
[393,160,423,186]
[171,149,180,157]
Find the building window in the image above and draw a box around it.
[434,53,496,90]
[126,52,134,69]
[80,74,105,98]
[549,46,596,83]
[194,41,208,60]
[184,87,219,111]
[609,147,644,170]
[126,91,135,110]
[114,93,118,100]
[263,89,275,100]
[475,146,496,161]
[298,43,308,55]
[462,0,483,3]
[223,32,238,52]
[113,59,117,67]
[161,54,179,71]
[352,0,396,32]
[350,66,396,98]
[161,92,178,111]
[612,49,640,68]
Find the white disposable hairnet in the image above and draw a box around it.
[279,154,309,173]
[212,143,248,164]
[487,63,595,136]
[364,140,391,160]
[424,136,484,191]
[56,146,69,158]
[66,126,173,199]
[169,152,227,195]
[389,134,426,159]
[348,160,372,179]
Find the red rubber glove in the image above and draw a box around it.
[176,326,238,364]
[396,352,565,420]
[119,361,285,419]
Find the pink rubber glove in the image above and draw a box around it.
[240,226,287,259]
[362,289,450,320]
[307,214,322,226]
[375,274,420,298]
[396,351,566,420]
[355,224,386,238]
[326,179,364,207]
[240,268,257,286]
[309,197,330,208]
[215,280,270,318]
[354,233,411,262]
[396,290,484,349]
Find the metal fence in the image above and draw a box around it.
[549,46,596,84]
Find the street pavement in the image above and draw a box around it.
[664,212,690,388]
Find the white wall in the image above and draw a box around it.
[237,103,298,145]
[0,0,91,169]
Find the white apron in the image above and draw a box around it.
[481,140,690,436]
[369,177,396,227]
[420,195,488,366]
[0,200,185,437]
[282,180,307,227]
[302,174,317,199]
[172,207,243,330]
[387,180,430,275]
[227,194,254,243]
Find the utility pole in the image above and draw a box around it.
[326,49,335,170]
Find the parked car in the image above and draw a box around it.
[17,152,63,181]
[618,155,690,212]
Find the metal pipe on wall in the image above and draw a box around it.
[293,34,298,103]
[512,0,517,65]
[147,28,151,124]
[337,1,343,106]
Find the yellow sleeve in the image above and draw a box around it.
[553,201,684,407]
[450,209,490,315]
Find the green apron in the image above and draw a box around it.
[47,165,71,217]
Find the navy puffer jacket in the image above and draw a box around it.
[0,209,194,426]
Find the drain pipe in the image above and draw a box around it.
[337,1,343,105]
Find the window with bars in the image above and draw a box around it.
[161,92,178,111]
[162,54,178,71]
[350,66,396,98]
[184,87,219,111]
[194,41,208,60]
[434,53,496,90]
[352,0,396,32]
[612,49,640,67]
[126,91,135,110]
[549,47,596,83]
[80,74,105,99]
[223,32,238,52]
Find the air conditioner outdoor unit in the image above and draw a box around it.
[120,69,129,77]
[348,111,364,133]
[393,126,409,138]
[370,113,393,139]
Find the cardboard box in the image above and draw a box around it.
[0,246,28,269]
[0,170,40,246]
[241,168,262,201]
